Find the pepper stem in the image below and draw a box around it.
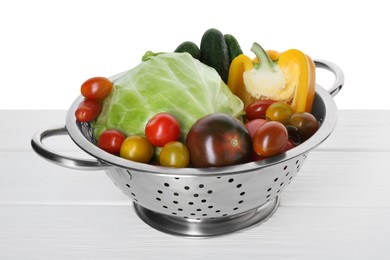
[251,42,276,72]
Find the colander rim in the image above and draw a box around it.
[65,80,338,177]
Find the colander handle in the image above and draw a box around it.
[31,126,111,171]
[314,59,344,97]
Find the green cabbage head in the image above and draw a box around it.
[92,52,244,140]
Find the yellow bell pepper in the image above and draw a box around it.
[304,55,316,112]
[227,42,315,113]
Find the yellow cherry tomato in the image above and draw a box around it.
[159,141,190,168]
[120,135,153,163]
[265,101,293,125]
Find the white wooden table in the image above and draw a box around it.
[1,110,390,259]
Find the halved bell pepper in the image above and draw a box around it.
[227,42,315,113]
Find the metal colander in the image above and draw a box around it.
[31,60,343,237]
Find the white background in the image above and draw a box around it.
[0,0,388,110]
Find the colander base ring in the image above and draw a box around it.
[133,196,279,237]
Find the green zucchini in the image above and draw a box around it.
[200,28,229,83]
[224,34,243,64]
[174,41,200,60]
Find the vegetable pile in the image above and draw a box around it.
[74,28,319,168]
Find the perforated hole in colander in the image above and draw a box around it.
[262,154,307,202]
[117,153,309,221]
[150,176,249,219]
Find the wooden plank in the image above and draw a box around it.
[281,151,390,207]
[0,204,389,259]
[1,150,389,208]
[0,152,129,205]
[315,110,390,151]
[0,110,70,152]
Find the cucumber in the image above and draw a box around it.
[200,28,229,83]
[174,41,200,60]
[224,34,243,64]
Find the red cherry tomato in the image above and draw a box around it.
[245,119,267,138]
[75,99,101,122]
[245,100,276,120]
[145,113,181,147]
[283,140,296,152]
[98,129,126,155]
[252,121,288,157]
[81,77,113,100]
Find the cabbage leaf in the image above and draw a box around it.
[92,52,244,140]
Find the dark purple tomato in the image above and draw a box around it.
[285,125,301,145]
[289,112,319,141]
[186,113,252,168]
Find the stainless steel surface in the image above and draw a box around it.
[314,60,344,97]
[31,59,344,237]
[133,196,279,237]
[31,126,111,171]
